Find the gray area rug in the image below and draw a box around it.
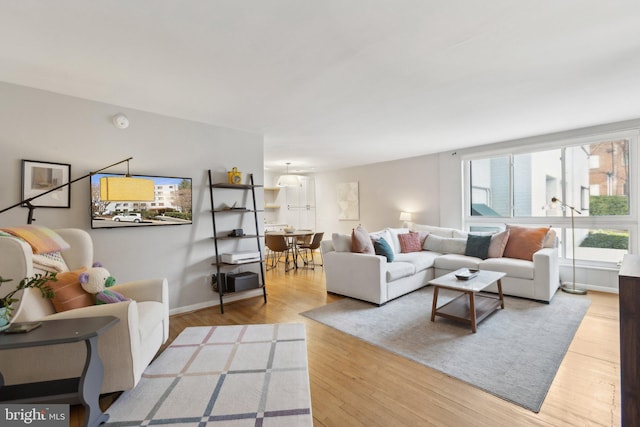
[301,287,591,412]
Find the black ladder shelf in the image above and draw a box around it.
[208,171,267,313]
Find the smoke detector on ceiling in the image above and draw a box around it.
[112,113,129,129]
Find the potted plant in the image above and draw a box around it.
[0,272,56,331]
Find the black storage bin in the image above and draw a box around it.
[225,271,260,292]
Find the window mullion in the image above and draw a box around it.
[509,155,514,218]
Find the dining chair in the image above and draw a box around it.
[293,231,313,265]
[298,232,324,269]
[295,231,313,246]
[265,234,294,272]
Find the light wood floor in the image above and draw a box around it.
[74,264,621,426]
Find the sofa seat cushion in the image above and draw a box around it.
[479,257,534,280]
[395,251,439,272]
[434,254,481,270]
[386,261,415,282]
[137,301,165,344]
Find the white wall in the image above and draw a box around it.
[314,154,441,235]
[0,82,265,313]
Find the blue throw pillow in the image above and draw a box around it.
[465,234,492,259]
[373,237,394,262]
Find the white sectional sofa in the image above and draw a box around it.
[320,223,560,305]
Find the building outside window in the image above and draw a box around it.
[465,134,635,266]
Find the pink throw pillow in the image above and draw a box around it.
[488,230,510,258]
[398,232,422,253]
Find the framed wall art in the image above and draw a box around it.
[337,181,359,220]
[21,159,71,208]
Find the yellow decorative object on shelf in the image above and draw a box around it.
[227,167,242,184]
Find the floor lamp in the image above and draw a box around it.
[551,197,587,295]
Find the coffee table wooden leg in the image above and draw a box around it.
[468,291,477,333]
[431,286,439,322]
[497,279,505,309]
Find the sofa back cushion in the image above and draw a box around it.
[408,223,455,238]
[423,234,467,254]
[331,233,352,252]
[386,228,410,253]
[543,228,557,248]
[503,225,550,261]
[369,229,394,252]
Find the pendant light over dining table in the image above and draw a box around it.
[277,162,301,187]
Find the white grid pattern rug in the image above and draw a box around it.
[104,323,312,426]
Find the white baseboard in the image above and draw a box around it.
[169,288,264,316]
[582,284,619,294]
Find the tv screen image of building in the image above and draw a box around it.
[90,173,192,229]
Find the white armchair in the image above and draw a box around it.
[0,228,169,394]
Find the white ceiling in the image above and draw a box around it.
[2,1,640,174]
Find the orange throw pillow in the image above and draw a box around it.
[502,225,550,261]
[48,267,94,312]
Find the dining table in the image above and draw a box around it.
[265,230,314,268]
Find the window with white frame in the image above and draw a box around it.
[465,135,635,266]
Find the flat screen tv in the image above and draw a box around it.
[91,173,192,229]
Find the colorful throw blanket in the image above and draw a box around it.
[0,225,70,254]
